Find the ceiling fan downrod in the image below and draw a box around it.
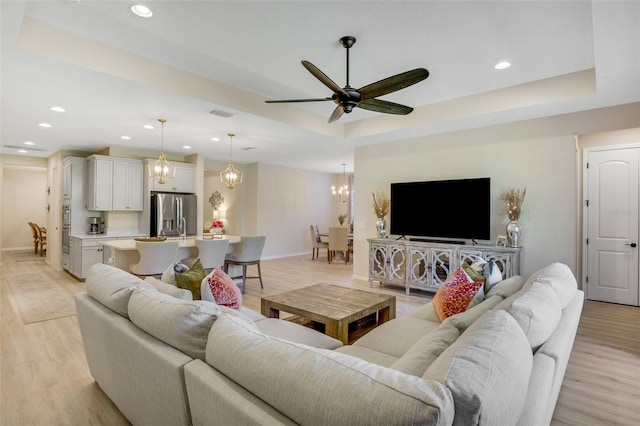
[340,36,356,88]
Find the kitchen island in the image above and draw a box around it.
[99,235,241,272]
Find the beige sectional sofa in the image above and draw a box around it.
[76,262,583,425]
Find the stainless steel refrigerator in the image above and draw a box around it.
[150,193,197,237]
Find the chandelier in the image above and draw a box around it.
[220,133,243,189]
[332,163,349,203]
[149,118,176,184]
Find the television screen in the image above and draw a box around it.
[390,177,491,241]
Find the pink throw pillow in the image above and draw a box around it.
[206,266,242,310]
[433,267,484,321]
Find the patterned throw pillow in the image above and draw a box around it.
[433,267,484,321]
[175,259,206,300]
[206,266,242,310]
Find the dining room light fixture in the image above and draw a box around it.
[148,118,176,185]
[220,133,243,189]
[332,163,349,203]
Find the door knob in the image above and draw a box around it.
[625,243,637,247]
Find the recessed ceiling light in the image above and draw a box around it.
[131,4,153,18]
[211,137,220,142]
[494,61,511,70]
[143,124,154,130]
[50,106,66,112]
[24,141,35,146]
[182,145,191,150]
[121,135,131,140]
[38,122,52,128]
[18,149,28,154]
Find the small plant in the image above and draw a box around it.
[499,187,527,221]
[338,213,348,225]
[372,192,390,218]
[212,220,224,228]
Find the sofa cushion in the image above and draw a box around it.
[254,318,342,350]
[531,262,577,308]
[144,276,193,300]
[352,316,441,358]
[175,259,207,300]
[334,345,400,367]
[441,294,503,332]
[424,310,533,425]
[407,302,441,323]
[432,267,484,321]
[128,288,221,360]
[484,274,525,299]
[85,263,154,318]
[390,324,460,377]
[508,281,562,350]
[203,266,242,309]
[206,313,455,426]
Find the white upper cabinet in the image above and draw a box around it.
[148,160,196,193]
[86,155,143,211]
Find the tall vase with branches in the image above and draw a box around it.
[372,192,390,238]
[499,187,526,247]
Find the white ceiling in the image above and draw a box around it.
[1,0,639,174]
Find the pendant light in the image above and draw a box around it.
[149,118,176,184]
[332,163,349,203]
[220,133,243,189]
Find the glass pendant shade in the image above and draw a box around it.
[148,118,176,184]
[220,133,243,189]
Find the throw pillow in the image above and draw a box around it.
[481,261,503,292]
[432,267,484,322]
[175,259,206,300]
[462,264,486,287]
[160,262,189,285]
[205,266,242,310]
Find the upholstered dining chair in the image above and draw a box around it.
[224,235,267,294]
[309,225,329,260]
[28,222,40,254]
[130,240,180,277]
[191,238,230,273]
[35,223,47,256]
[328,226,352,264]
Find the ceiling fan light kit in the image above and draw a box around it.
[265,35,429,123]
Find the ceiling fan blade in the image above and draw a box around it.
[359,68,429,100]
[328,105,345,123]
[357,99,414,115]
[302,60,348,96]
[265,98,332,103]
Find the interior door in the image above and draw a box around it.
[585,147,639,306]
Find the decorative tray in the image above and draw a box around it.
[134,237,167,242]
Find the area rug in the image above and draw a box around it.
[9,249,45,262]
[5,272,76,324]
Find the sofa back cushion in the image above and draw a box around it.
[85,263,154,317]
[390,324,460,377]
[424,310,533,425]
[530,262,577,308]
[484,274,525,299]
[128,288,221,360]
[441,294,503,332]
[507,281,562,350]
[144,276,193,300]
[205,313,455,426]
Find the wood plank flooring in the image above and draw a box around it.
[1,252,639,425]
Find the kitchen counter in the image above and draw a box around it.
[99,235,241,271]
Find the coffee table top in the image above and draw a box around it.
[261,283,395,322]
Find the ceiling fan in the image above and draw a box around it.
[265,36,429,123]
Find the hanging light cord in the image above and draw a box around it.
[228,133,234,162]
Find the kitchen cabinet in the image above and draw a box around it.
[148,160,196,193]
[86,155,143,211]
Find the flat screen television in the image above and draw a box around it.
[390,177,491,242]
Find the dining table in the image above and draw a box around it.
[99,235,241,272]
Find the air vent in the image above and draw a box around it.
[209,109,235,118]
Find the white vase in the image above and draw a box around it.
[506,220,522,247]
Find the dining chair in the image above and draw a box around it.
[190,238,230,273]
[309,225,329,260]
[35,223,47,256]
[28,222,40,254]
[328,226,352,264]
[130,240,180,277]
[224,235,267,294]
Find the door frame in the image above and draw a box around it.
[581,142,640,301]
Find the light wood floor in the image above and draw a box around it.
[1,252,639,425]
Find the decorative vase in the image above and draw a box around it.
[506,220,522,247]
[376,217,387,239]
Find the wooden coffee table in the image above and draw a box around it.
[261,283,396,345]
